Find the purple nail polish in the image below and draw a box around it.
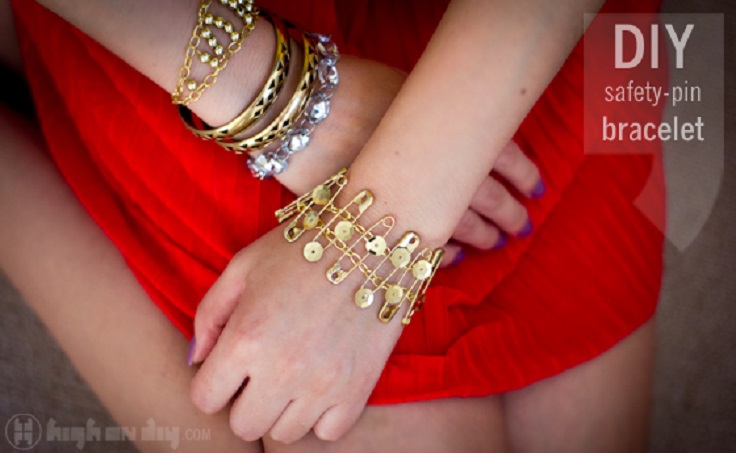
[450,249,466,266]
[187,336,196,367]
[493,233,508,250]
[531,180,546,198]
[518,220,533,238]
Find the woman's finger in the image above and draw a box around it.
[190,249,250,365]
[494,141,544,198]
[313,403,364,442]
[451,209,504,250]
[469,175,531,237]
[228,378,291,442]
[269,398,327,444]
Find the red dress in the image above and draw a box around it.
[12,0,665,404]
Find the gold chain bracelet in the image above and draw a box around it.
[178,11,290,139]
[172,0,259,105]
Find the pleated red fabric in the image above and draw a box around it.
[12,0,665,404]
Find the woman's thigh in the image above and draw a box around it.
[264,396,508,453]
[502,319,656,453]
[0,107,262,453]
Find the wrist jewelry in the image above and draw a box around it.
[178,11,290,139]
[176,7,340,180]
[245,32,340,179]
[275,169,444,325]
[172,0,259,105]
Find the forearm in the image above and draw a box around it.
[33,0,274,126]
[346,0,604,245]
[31,0,397,193]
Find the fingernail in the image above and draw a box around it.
[531,180,546,198]
[450,249,466,266]
[517,220,533,238]
[492,233,508,250]
[187,336,196,367]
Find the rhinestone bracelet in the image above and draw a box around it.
[248,33,340,179]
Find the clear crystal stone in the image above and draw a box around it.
[248,154,285,179]
[319,82,336,99]
[282,129,311,154]
[318,61,339,86]
[306,93,330,124]
[271,158,287,175]
[272,149,289,161]
[201,29,211,39]
[316,40,339,62]
[314,34,331,43]
[247,154,268,179]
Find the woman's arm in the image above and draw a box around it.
[25,0,544,256]
[343,0,602,245]
[189,0,605,442]
[31,0,387,191]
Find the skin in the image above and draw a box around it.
[1,0,655,451]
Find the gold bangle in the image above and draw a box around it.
[220,29,318,154]
[178,11,290,139]
[275,169,445,325]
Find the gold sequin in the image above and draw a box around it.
[385,285,404,304]
[412,259,432,280]
[389,248,411,268]
[311,185,331,205]
[303,209,319,229]
[334,221,354,241]
[303,242,324,262]
[354,288,374,308]
[366,236,387,255]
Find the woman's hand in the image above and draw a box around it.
[188,226,407,444]
[280,56,544,263]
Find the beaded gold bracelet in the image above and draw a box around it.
[178,11,290,139]
[172,0,259,105]
[275,169,445,325]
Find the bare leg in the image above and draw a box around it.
[0,108,262,452]
[502,320,656,453]
[264,396,508,453]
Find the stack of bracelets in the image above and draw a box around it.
[173,0,339,180]
[173,1,444,325]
